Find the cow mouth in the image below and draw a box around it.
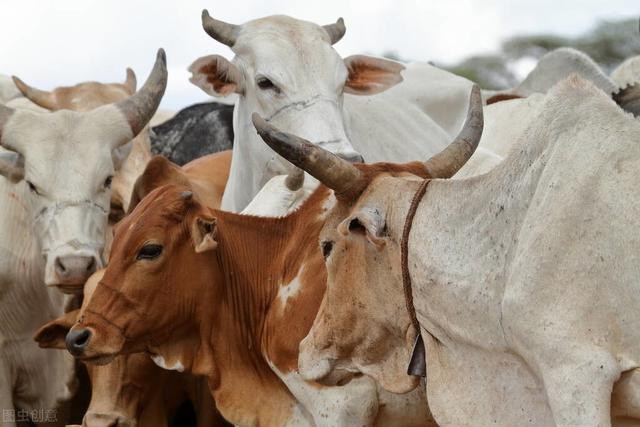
[50,283,85,295]
[79,353,117,366]
[316,366,363,387]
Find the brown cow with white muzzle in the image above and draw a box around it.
[59,146,454,424]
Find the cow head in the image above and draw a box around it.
[189,11,405,172]
[13,68,151,223]
[65,184,219,370]
[13,68,137,112]
[35,270,176,427]
[0,49,167,293]
[251,86,483,393]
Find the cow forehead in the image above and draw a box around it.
[234,16,343,76]
[239,15,331,46]
[5,107,129,160]
[114,185,192,249]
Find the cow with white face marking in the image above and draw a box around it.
[0,49,166,425]
[189,10,478,211]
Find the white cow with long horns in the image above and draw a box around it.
[189,10,486,211]
[0,49,167,425]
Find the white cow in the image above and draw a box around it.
[189,11,478,212]
[485,47,617,103]
[261,77,640,426]
[10,69,173,217]
[611,55,640,88]
[0,50,166,426]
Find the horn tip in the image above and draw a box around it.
[251,112,269,132]
[11,76,28,96]
[202,9,210,20]
[156,48,166,64]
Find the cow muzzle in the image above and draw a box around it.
[37,200,108,291]
[84,412,135,427]
[66,327,93,356]
[298,350,360,386]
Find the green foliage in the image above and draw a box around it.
[502,18,639,71]
[436,17,639,89]
[446,55,518,90]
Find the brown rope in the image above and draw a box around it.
[401,179,431,338]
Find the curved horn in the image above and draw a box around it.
[201,9,239,48]
[115,49,167,136]
[0,104,15,143]
[423,85,484,178]
[252,113,364,197]
[123,68,137,94]
[323,17,346,45]
[12,77,58,110]
[613,83,640,117]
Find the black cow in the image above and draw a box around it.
[151,101,234,165]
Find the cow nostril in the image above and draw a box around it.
[86,257,96,273]
[55,257,67,273]
[66,328,92,356]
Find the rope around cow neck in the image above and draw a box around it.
[400,178,431,377]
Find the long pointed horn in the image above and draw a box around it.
[201,10,239,48]
[613,83,640,117]
[115,49,167,137]
[423,85,484,178]
[123,68,137,94]
[323,18,346,45]
[12,77,58,110]
[252,113,364,197]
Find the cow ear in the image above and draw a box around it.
[343,55,405,95]
[337,206,386,249]
[190,215,218,253]
[33,309,79,349]
[128,156,187,214]
[189,55,244,97]
[0,150,25,183]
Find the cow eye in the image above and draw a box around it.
[321,241,334,259]
[256,77,279,92]
[104,175,113,189]
[136,244,163,261]
[26,181,41,196]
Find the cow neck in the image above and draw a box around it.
[0,179,64,338]
[198,186,331,425]
[387,143,548,349]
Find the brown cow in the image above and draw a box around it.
[35,151,232,427]
[36,270,228,427]
[13,69,138,112]
[64,182,433,423]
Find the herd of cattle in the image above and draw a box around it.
[1,9,640,427]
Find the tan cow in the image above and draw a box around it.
[34,151,232,427]
[64,184,434,424]
[256,79,640,426]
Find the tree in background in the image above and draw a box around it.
[421,18,640,90]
